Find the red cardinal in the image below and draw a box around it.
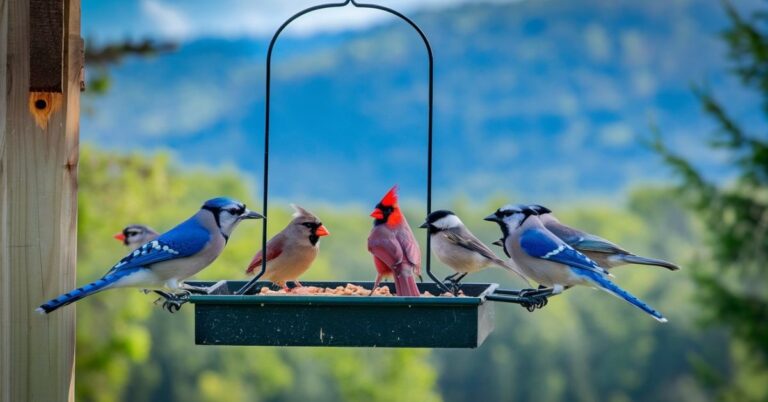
[246,204,330,290]
[367,186,421,296]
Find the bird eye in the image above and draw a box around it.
[302,222,314,228]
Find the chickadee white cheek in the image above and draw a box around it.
[432,214,463,230]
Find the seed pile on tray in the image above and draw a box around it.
[257,283,464,297]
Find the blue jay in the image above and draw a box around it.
[37,197,263,314]
[485,204,667,322]
[525,204,680,271]
[419,210,530,292]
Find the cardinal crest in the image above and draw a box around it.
[379,185,399,207]
[291,204,317,219]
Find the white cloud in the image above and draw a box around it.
[584,24,610,63]
[620,30,650,66]
[141,0,193,39]
[599,122,633,148]
[133,0,521,41]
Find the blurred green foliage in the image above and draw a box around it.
[75,146,441,402]
[75,145,740,402]
[652,2,768,401]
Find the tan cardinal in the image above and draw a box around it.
[245,204,330,290]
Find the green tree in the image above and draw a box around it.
[652,2,768,400]
[75,146,443,402]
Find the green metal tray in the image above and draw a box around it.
[189,280,498,348]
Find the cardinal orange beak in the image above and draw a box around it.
[370,208,384,220]
[113,232,126,242]
[315,225,330,237]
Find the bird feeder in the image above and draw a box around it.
[192,281,497,347]
[189,0,550,348]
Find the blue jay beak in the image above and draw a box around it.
[484,213,501,223]
[241,209,264,220]
[418,221,429,229]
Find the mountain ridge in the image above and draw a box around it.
[81,0,758,203]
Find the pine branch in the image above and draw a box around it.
[85,39,177,66]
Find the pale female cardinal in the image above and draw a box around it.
[245,204,330,290]
[114,224,160,251]
[367,186,422,296]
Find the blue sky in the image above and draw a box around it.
[84,0,516,42]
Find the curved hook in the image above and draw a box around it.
[237,1,446,295]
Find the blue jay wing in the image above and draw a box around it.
[569,236,630,255]
[519,228,608,276]
[545,222,629,255]
[108,219,211,274]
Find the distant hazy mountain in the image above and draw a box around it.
[81,0,758,204]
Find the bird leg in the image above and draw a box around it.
[451,273,468,295]
[179,283,210,294]
[369,274,383,296]
[152,290,191,313]
[278,281,296,293]
[442,273,458,293]
[443,273,467,295]
[518,287,553,312]
[280,281,303,293]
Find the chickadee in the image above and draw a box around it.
[420,210,530,289]
[114,224,160,251]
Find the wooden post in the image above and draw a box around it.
[1,0,81,400]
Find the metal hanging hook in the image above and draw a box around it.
[236,1,446,295]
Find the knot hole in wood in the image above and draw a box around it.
[28,91,63,129]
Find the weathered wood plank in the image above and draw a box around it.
[0,0,79,401]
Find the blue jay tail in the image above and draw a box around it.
[582,270,668,323]
[35,272,128,314]
[614,254,680,271]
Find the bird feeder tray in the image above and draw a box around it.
[189,280,497,348]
